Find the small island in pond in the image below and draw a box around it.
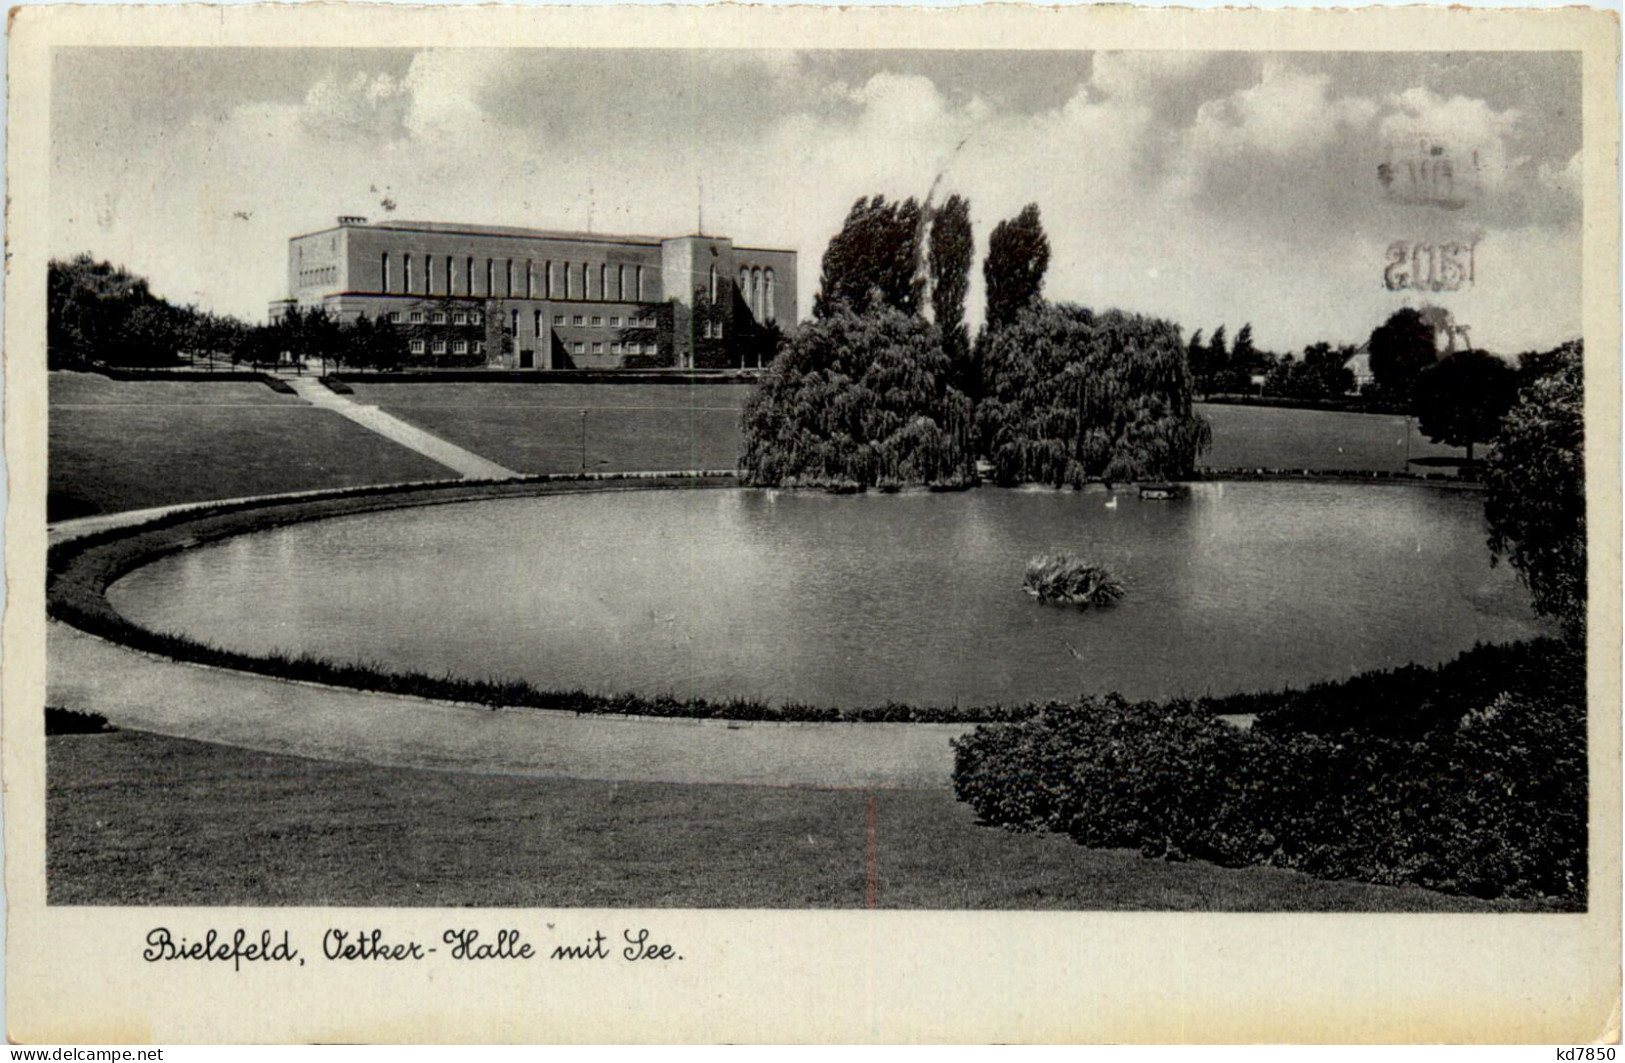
[1023,553,1125,608]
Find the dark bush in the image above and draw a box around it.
[952,648,1586,905]
[46,707,115,735]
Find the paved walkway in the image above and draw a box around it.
[285,377,518,479]
[47,621,965,789]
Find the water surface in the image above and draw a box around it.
[110,483,1542,708]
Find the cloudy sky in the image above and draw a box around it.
[51,48,1581,353]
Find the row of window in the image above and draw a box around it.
[401,336,658,358]
[569,341,658,356]
[549,313,658,329]
[409,339,487,356]
[298,266,337,286]
[381,253,651,302]
[389,309,484,326]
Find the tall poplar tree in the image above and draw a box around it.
[982,203,1051,332]
[928,193,974,385]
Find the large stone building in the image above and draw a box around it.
[270,217,796,369]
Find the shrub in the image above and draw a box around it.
[1484,341,1585,636]
[953,643,1586,905]
[1022,554,1124,608]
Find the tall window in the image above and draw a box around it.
[565,263,573,300]
[506,260,515,297]
[404,254,413,293]
[619,265,629,302]
[764,269,776,322]
[582,262,591,300]
[739,267,750,308]
[636,265,644,300]
[710,265,718,303]
[526,261,535,299]
[422,255,431,295]
[381,253,391,293]
[600,264,608,301]
[534,310,542,336]
[444,256,453,294]
[466,257,474,296]
[753,268,764,319]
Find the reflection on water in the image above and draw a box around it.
[109,483,1543,708]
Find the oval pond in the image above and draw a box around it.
[109,482,1544,709]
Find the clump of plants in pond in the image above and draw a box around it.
[951,638,1587,906]
[1022,553,1124,608]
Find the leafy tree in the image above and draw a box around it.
[1208,322,1269,393]
[1186,329,1205,382]
[1516,340,1580,386]
[983,203,1050,332]
[740,305,971,488]
[1265,342,1357,401]
[1231,324,1257,369]
[812,195,924,319]
[120,302,184,367]
[1199,324,1229,394]
[976,303,1212,486]
[1484,341,1585,635]
[49,254,160,367]
[1413,348,1519,462]
[929,193,974,387]
[1367,307,1439,409]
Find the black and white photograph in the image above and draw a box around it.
[6,2,1619,1045]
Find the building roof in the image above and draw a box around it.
[291,218,796,256]
[360,220,668,247]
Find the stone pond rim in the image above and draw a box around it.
[50,469,1522,730]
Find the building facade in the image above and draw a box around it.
[270,217,796,369]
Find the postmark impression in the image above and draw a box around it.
[1383,238,1478,292]
[1378,131,1483,211]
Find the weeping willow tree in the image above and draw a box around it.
[740,303,974,489]
[977,303,1212,486]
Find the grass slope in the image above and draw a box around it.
[48,730,1536,910]
[49,373,454,519]
[348,381,750,475]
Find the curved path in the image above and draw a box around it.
[47,482,967,790]
[47,623,965,789]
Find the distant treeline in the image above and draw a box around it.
[49,254,409,371]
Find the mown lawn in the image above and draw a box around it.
[47,730,1538,911]
[49,372,454,519]
[347,381,750,475]
[1198,403,1464,473]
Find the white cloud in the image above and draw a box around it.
[50,50,1581,354]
